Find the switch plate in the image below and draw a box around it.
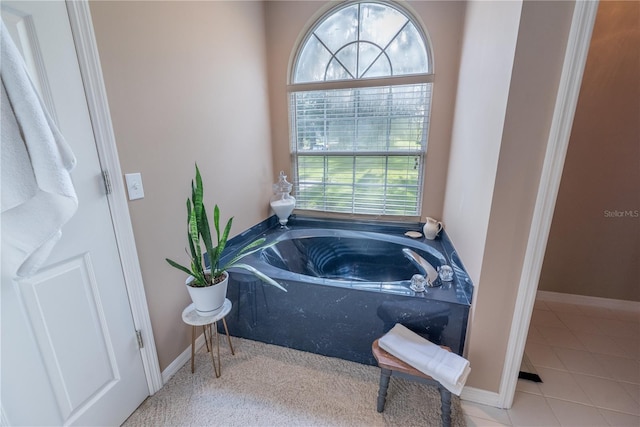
[125,173,144,200]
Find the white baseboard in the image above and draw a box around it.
[161,334,206,384]
[537,290,640,312]
[460,386,502,408]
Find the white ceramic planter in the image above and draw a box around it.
[185,271,228,316]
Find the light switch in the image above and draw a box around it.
[125,173,145,200]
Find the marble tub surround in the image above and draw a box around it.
[219,215,473,365]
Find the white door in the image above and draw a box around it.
[1,1,149,425]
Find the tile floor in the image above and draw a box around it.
[462,298,640,426]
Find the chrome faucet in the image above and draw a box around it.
[402,248,439,287]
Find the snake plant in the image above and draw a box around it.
[166,164,286,292]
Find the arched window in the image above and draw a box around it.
[289,1,433,216]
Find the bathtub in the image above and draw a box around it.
[221,216,473,365]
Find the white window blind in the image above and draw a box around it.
[290,83,430,215]
[289,1,433,216]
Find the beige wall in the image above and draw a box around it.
[539,1,640,302]
[90,0,274,370]
[461,0,575,391]
[442,0,575,391]
[442,0,522,286]
[264,0,467,221]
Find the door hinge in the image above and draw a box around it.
[136,330,144,349]
[102,170,112,195]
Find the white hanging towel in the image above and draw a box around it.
[378,323,471,396]
[1,22,78,278]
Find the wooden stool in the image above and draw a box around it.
[372,339,453,427]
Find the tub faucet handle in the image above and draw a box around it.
[410,274,427,292]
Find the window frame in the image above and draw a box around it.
[288,0,434,217]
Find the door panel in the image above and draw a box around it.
[18,254,117,420]
[1,1,149,425]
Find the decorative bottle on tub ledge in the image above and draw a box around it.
[270,171,296,228]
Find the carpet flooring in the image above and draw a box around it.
[124,337,466,426]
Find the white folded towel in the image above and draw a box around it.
[1,22,78,278]
[378,323,471,396]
